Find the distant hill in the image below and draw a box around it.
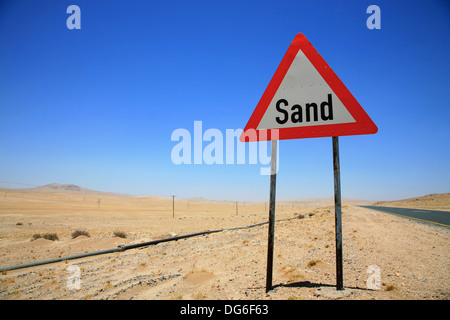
[0,183,128,196]
[36,183,90,193]
[374,193,450,210]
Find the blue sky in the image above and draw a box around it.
[0,0,449,201]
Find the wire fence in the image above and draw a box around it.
[0,190,318,218]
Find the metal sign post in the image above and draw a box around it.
[266,140,278,293]
[332,136,344,290]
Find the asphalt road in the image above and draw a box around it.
[360,206,450,228]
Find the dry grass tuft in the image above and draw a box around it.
[32,233,59,241]
[71,230,90,238]
[306,259,321,268]
[113,231,127,238]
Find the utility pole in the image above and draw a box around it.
[171,195,176,218]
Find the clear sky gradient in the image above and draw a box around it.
[1,0,449,201]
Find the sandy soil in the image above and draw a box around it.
[0,190,448,300]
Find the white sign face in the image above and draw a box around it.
[241,33,377,142]
[257,50,355,130]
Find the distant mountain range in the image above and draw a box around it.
[2,183,446,208]
[0,183,127,196]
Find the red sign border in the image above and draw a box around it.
[240,34,378,142]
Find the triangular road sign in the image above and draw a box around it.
[240,34,377,142]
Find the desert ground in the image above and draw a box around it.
[0,185,448,300]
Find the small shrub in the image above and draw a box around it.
[113,231,127,238]
[385,284,395,291]
[281,265,304,282]
[16,222,23,226]
[71,230,90,239]
[193,292,206,300]
[297,214,305,219]
[43,233,59,241]
[306,259,321,268]
[32,233,59,241]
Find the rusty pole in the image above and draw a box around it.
[266,140,278,293]
[332,136,344,290]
